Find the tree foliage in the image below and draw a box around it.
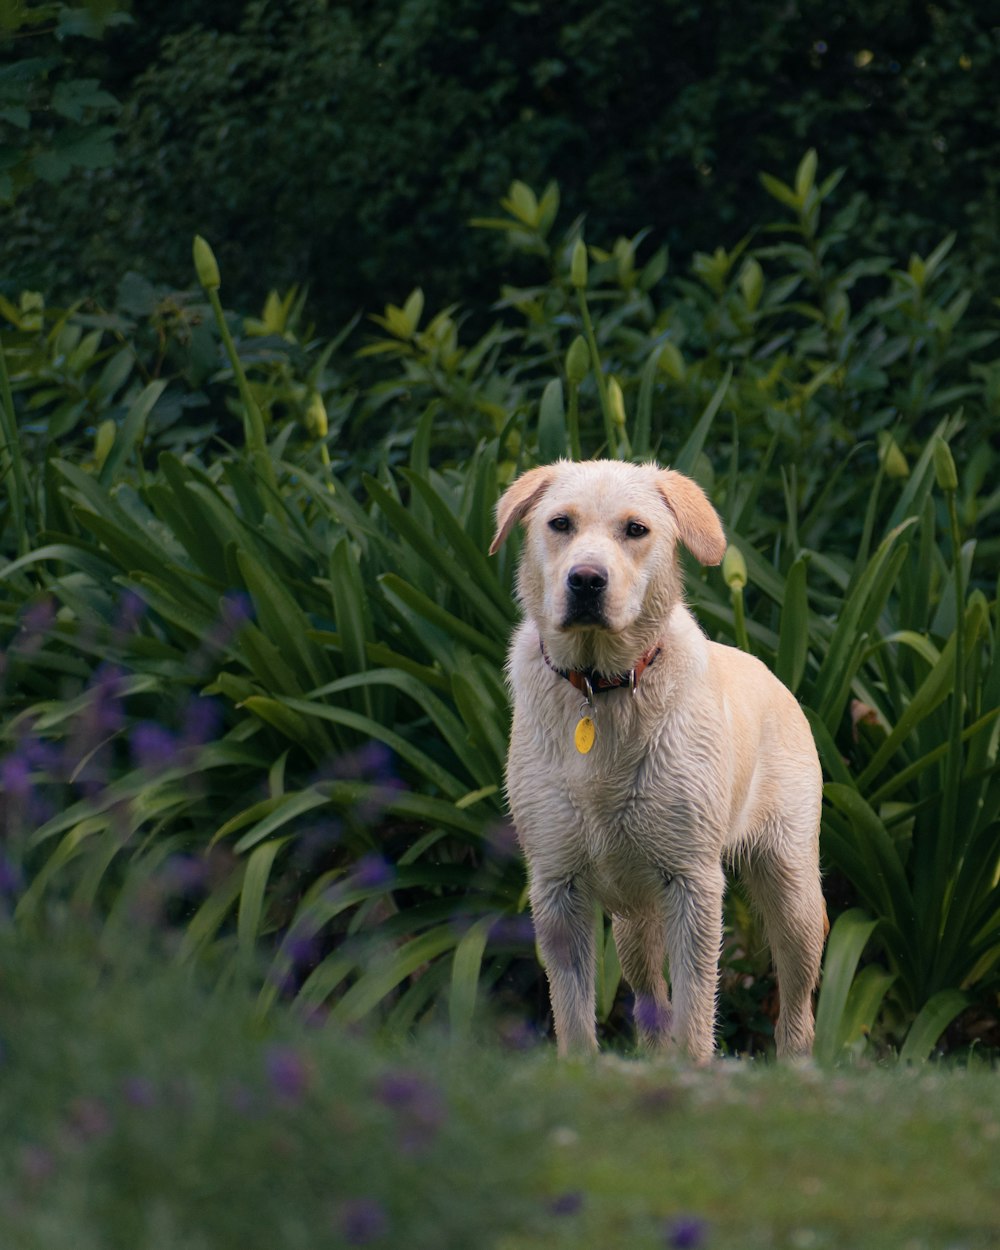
[3,0,999,326]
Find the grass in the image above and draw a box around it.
[2,920,997,1250]
[505,1060,1000,1250]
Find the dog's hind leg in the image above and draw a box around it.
[613,911,672,1051]
[741,844,825,1058]
[530,874,599,1056]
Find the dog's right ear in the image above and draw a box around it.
[489,465,558,555]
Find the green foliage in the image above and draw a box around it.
[0,921,554,1250]
[5,0,1000,332]
[0,0,127,203]
[2,155,1000,1059]
[3,923,999,1250]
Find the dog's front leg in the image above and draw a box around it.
[663,865,725,1064]
[530,873,598,1056]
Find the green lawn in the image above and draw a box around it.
[2,924,997,1250]
[504,1058,1000,1249]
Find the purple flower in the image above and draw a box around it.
[485,822,520,861]
[20,1144,55,1184]
[122,1076,157,1108]
[161,855,208,895]
[67,1097,112,1141]
[16,597,56,655]
[331,740,394,784]
[0,855,22,900]
[285,919,320,969]
[87,665,127,737]
[350,854,394,891]
[549,1191,584,1216]
[497,1016,540,1052]
[0,754,31,801]
[264,1044,311,1104]
[490,914,535,946]
[131,722,180,772]
[665,1215,707,1249]
[181,697,222,747]
[374,1069,446,1153]
[339,1197,389,1246]
[216,593,254,647]
[22,735,61,772]
[635,994,673,1038]
[112,591,147,640]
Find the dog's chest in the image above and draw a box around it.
[545,703,697,863]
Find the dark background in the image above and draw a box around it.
[5,1,999,330]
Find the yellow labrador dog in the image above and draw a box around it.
[490,459,825,1062]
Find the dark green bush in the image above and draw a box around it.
[4,1,999,330]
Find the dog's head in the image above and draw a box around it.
[490,459,726,671]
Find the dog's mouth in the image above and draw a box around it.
[561,603,610,630]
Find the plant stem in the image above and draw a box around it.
[575,289,618,457]
[204,287,277,494]
[939,486,965,888]
[731,584,751,652]
[0,330,30,557]
[566,382,582,460]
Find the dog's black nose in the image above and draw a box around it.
[567,564,608,596]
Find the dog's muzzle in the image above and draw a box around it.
[563,563,609,627]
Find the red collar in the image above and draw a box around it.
[539,639,661,698]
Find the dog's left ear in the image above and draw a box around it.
[489,464,558,555]
[656,469,727,566]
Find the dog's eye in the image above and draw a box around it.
[625,520,649,539]
[549,515,571,533]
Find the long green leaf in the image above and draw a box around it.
[775,551,810,694]
[813,520,915,729]
[99,379,167,486]
[365,473,513,637]
[236,548,332,693]
[403,466,516,621]
[673,366,732,475]
[274,697,471,803]
[898,990,969,1063]
[449,915,495,1036]
[331,925,459,1024]
[307,668,501,793]
[855,629,960,789]
[237,837,287,970]
[379,573,506,665]
[823,785,916,956]
[813,908,878,1065]
[231,789,329,855]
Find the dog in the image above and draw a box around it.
[489,459,826,1062]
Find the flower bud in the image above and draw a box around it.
[94,419,115,471]
[565,335,590,384]
[305,391,328,439]
[193,235,221,292]
[570,238,588,289]
[877,431,909,480]
[723,545,747,591]
[607,376,626,427]
[933,437,958,493]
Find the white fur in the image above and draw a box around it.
[492,460,825,1062]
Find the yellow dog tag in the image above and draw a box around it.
[574,715,595,754]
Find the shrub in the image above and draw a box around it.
[2,155,999,1058]
[5,1,1000,329]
